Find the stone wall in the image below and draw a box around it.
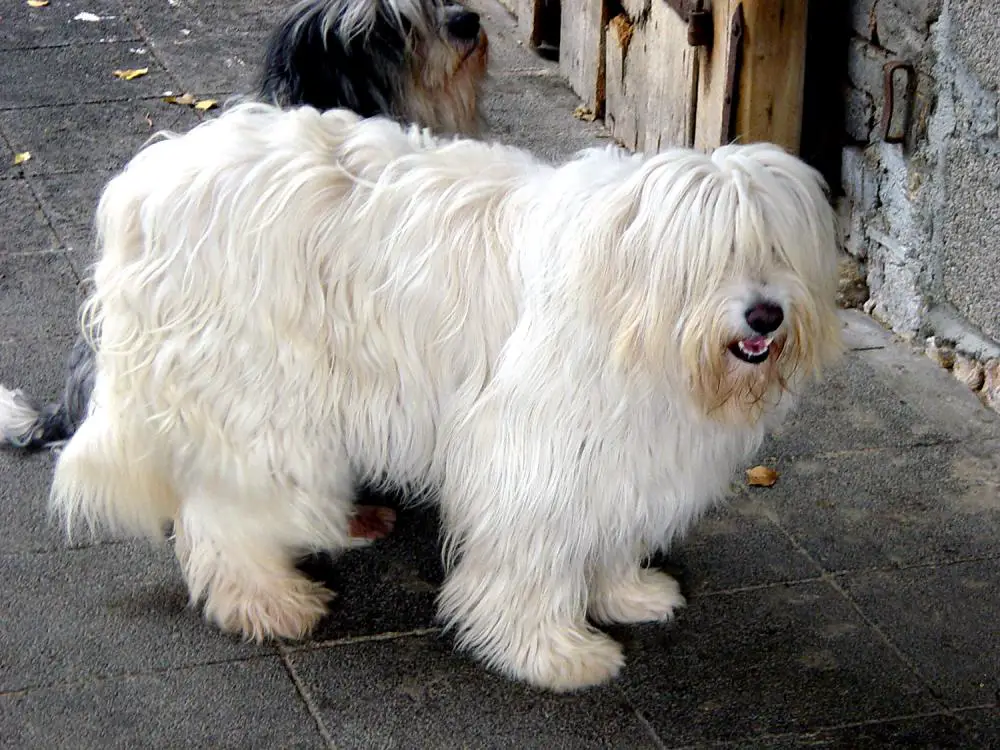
[840,0,1000,359]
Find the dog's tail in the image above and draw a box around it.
[1,336,97,451]
[0,385,73,450]
[51,406,180,541]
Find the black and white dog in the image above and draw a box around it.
[0,0,488,452]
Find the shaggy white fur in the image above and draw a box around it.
[51,103,843,691]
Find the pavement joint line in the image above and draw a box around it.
[689,575,827,600]
[115,6,189,97]
[667,707,990,749]
[0,39,144,53]
[281,626,442,653]
[0,248,73,258]
[826,552,1000,578]
[278,646,338,750]
[1,168,120,181]
[740,710,988,739]
[766,437,961,464]
[0,94,244,114]
[0,167,81,282]
[0,96,187,113]
[612,689,669,750]
[952,703,1000,714]
[0,538,136,559]
[0,650,281,697]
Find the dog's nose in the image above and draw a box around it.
[447,11,481,41]
[745,302,784,334]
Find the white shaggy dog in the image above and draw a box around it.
[51,103,843,692]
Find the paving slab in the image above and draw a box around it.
[723,714,979,750]
[0,43,171,109]
[0,0,140,51]
[0,178,62,254]
[26,170,109,235]
[148,26,266,96]
[0,657,323,749]
[839,561,1000,709]
[757,443,1000,572]
[615,580,938,746]
[761,356,957,458]
[1,543,273,691]
[962,707,1000,747]
[287,634,659,750]
[0,99,200,176]
[658,499,822,597]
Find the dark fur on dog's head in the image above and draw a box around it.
[258,0,488,134]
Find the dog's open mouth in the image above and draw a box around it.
[728,335,773,365]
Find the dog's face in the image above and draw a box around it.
[405,1,489,134]
[259,0,488,135]
[575,143,844,425]
[683,261,841,425]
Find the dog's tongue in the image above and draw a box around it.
[740,335,770,355]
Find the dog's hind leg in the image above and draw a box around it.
[50,408,179,540]
[587,557,687,625]
[172,468,354,642]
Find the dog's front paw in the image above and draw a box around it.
[589,568,686,625]
[203,575,333,642]
[514,628,625,692]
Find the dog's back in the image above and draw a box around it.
[53,104,533,540]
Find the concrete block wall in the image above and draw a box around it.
[840,0,1000,357]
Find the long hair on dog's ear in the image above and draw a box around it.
[258,0,487,134]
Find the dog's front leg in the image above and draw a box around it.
[436,530,625,692]
[588,555,687,625]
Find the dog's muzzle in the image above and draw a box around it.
[728,301,784,365]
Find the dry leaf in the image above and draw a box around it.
[113,67,149,81]
[194,99,218,111]
[27,0,50,7]
[573,105,596,122]
[746,465,779,488]
[13,151,32,166]
[163,93,197,106]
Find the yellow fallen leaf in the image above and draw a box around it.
[194,99,218,111]
[113,67,149,81]
[573,105,597,122]
[13,151,32,166]
[163,93,197,106]
[746,465,779,488]
[27,0,50,7]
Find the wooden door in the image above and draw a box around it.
[552,0,810,154]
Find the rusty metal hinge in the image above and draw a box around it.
[662,0,713,47]
[881,60,915,144]
[720,2,745,144]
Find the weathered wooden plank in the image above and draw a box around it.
[738,0,809,151]
[559,0,608,115]
[604,0,696,153]
[694,0,809,153]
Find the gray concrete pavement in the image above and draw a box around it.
[1,1,999,747]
